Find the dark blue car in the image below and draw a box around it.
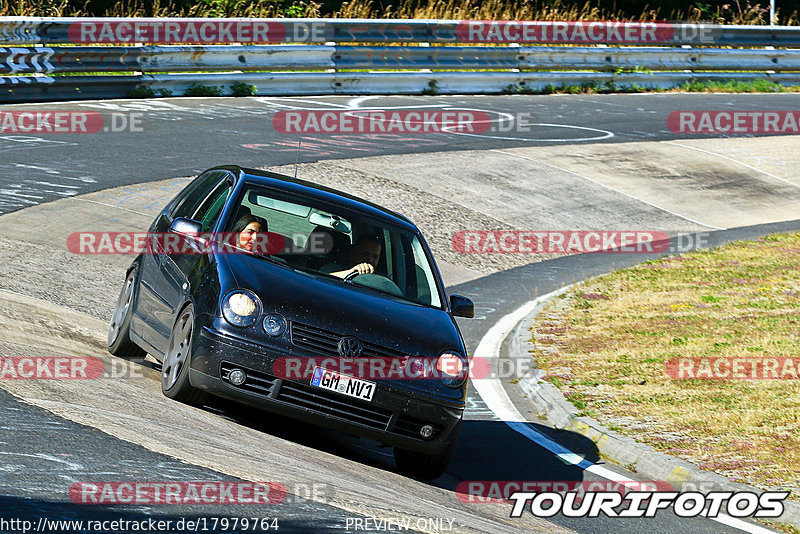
[107,165,474,479]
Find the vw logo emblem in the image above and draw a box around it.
[337,336,363,358]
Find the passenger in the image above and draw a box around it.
[232,214,269,253]
[323,235,382,279]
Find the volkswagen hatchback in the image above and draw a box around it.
[107,165,474,479]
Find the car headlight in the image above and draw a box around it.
[436,352,468,388]
[222,290,262,328]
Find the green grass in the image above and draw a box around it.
[531,232,800,494]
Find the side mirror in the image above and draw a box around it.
[166,217,208,254]
[450,294,474,318]
[169,217,202,236]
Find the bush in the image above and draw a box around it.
[127,86,155,99]
[421,79,439,95]
[230,82,257,97]
[184,83,224,97]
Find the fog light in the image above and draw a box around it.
[420,424,434,439]
[228,369,246,386]
[263,314,287,336]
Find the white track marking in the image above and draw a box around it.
[261,100,613,143]
[348,96,381,108]
[473,289,778,533]
[712,514,778,534]
[447,122,614,143]
[256,97,354,109]
[0,451,83,471]
[492,149,724,230]
[28,181,81,189]
[70,197,150,217]
[664,142,800,190]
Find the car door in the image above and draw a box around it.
[157,175,234,343]
[138,170,229,354]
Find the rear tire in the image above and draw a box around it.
[161,304,207,406]
[394,419,462,480]
[108,267,146,359]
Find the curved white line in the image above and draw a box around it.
[348,95,381,108]
[474,292,777,534]
[448,123,615,143]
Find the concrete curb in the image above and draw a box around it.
[510,289,800,529]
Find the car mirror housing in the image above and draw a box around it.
[169,217,203,236]
[449,295,474,318]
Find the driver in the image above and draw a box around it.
[322,235,382,279]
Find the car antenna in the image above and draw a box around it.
[294,140,301,179]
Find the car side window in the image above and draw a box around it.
[171,170,228,221]
[194,179,232,232]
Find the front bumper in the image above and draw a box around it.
[190,326,464,454]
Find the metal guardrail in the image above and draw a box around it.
[1,17,800,102]
[3,45,800,74]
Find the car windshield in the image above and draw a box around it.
[225,183,442,308]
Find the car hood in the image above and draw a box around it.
[219,254,464,357]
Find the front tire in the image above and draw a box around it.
[108,267,146,358]
[394,419,462,480]
[161,304,207,406]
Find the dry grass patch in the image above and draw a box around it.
[531,232,800,494]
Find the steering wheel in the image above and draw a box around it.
[343,270,362,283]
[342,272,404,297]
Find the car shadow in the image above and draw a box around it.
[439,419,600,490]
[119,356,605,494]
[199,394,603,492]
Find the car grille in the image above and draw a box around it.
[277,381,393,430]
[291,321,407,360]
[220,361,392,431]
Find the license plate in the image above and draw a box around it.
[310,367,375,402]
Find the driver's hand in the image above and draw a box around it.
[351,263,374,275]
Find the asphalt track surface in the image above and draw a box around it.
[1,93,799,534]
[2,92,800,213]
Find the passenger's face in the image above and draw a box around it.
[351,240,381,266]
[238,222,262,252]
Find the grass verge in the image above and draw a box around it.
[504,79,800,95]
[530,232,800,495]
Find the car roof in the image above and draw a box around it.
[213,165,417,231]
